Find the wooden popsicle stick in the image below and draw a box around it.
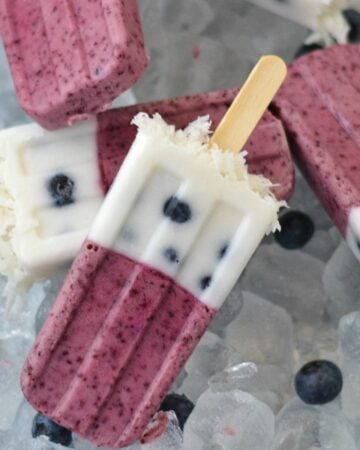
[210,55,287,153]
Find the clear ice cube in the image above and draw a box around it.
[183,388,275,450]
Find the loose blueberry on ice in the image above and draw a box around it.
[294,43,323,59]
[218,243,229,259]
[275,210,314,250]
[200,275,212,290]
[164,247,180,263]
[32,413,72,446]
[343,9,360,43]
[163,196,192,223]
[295,360,343,405]
[48,174,75,207]
[160,393,194,430]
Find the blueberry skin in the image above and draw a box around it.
[160,393,194,430]
[163,196,192,223]
[344,9,360,43]
[200,275,212,290]
[275,210,315,250]
[47,174,75,207]
[294,43,323,60]
[164,247,180,264]
[295,360,343,405]
[32,413,72,447]
[218,243,229,259]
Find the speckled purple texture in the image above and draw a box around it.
[21,239,216,448]
[273,44,360,236]
[0,0,148,130]
[97,88,295,201]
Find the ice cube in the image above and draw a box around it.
[12,400,38,440]
[271,398,357,450]
[339,311,360,420]
[73,433,140,450]
[0,431,69,450]
[210,362,291,412]
[241,245,327,323]
[177,373,209,403]
[302,229,339,262]
[225,291,294,368]
[0,361,23,430]
[185,331,239,378]
[209,279,244,336]
[183,389,274,450]
[35,269,68,334]
[294,322,339,368]
[324,241,360,324]
[141,411,182,450]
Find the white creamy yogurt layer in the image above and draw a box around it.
[347,207,360,262]
[0,121,103,300]
[90,113,284,309]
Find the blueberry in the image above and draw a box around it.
[344,9,360,43]
[294,43,323,59]
[163,196,192,223]
[163,247,180,264]
[275,210,315,250]
[160,393,194,430]
[218,243,229,259]
[32,413,72,446]
[295,360,343,405]
[47,174,75,207]
[200,275,212,290]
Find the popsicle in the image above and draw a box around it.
[272,43,360,261]
[21,56,287,448]
[246,0,359,44]
[0,88,294,299]
[0,0,148,130]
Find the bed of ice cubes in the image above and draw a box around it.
[1,0,360,449]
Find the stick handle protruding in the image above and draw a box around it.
[210,55,287,153]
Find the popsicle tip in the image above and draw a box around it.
[259,54,288,80]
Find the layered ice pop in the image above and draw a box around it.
[21,57,287,447]
[0,0,148,130]
[246,0,359,44]
[0,88,294,298]
[273,43,360,261]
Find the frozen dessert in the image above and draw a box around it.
[246,0,360,44]
[21,56,287,447]
[0,0,148,130]
[273,43,360,261]
[0,88,294,299]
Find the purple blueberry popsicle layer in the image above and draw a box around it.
[0,0,148,130]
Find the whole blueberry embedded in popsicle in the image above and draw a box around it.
[275,210,314,250]
[200,275,212,290]
[163,247,180,264]
[32,413,72,446]
[160,393,194,430]
[218,243,229,259]
[295,360,343,405]
[47,173,75,207]
[163,196,192,223]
